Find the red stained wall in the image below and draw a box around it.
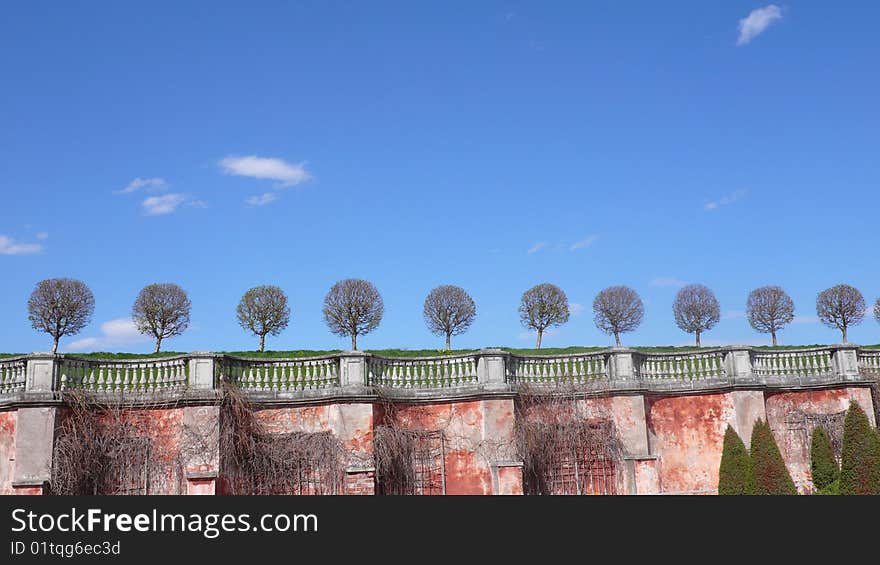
[0,410,16,495]
[646,393,736,494]
[765,387,874,492]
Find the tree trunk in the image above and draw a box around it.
[155,336,162,354]
[536,329,543,349]
[52,336,59,354]
[445,333,451,352]
[351,333,358,351]
[695,330,701,348]
[614,332,621,347]
[841,325,847,344]
[259,334,266,353]
[771,331,778,347]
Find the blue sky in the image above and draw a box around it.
[2,2,878,353]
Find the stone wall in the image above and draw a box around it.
[0,345,877,495]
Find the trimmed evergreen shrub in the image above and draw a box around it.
[718,425,755,495]
[810,427,839,491]
[814,478,840,495]
[750,419,797,495]
[839,402,880,495]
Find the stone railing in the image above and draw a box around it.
[366,353,479,388]
[57,355,190,393]
[507,352,607,385]
[634,350,727,381]
[752,348,834,379]
[858,348,880,376]
[0,345,871,404]
[217,354,340,392]
[0,356,27,395]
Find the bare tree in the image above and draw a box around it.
[236,285,291,352]
[592,286,644,347]
[27,278,95,353]
[519,283,570,349]
[322,279,383,350]
[816,284,865,344]
[423,285,477,351]
[875,297,880,327]
[746,286,795,347]
[132,283,192,353]
[672,284,720,347]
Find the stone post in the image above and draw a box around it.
[723,347,754,384]
[831,344,860,381]
[188,352,217,391]
[339,351,368,388]
[25,353,58,394]
[477,348,507,388]
[607,348,636,381]
[12,407,57,493]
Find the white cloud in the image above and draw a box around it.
[117,177,167,194]
[737,5,783,46]
[36,231,49,240]
[650,276,688,289]
[0,235,43,255]
[245,192,279,207]
[722,310,746,320]
[792,315,819,325]
[66,318,149,352]
[570,235,598,251]
[569,302,585,316]
[219,155,312,187]
[705,189,748,210]
[527,242,547,255]
[141,194,204,216]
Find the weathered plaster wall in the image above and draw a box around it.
[252,402,374,494]
[379,400,494,494]
[1,384,876,495]
[646,393,737,494]
[0,410,16,494]
[765,387,875,492]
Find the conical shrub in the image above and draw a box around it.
[839,402,880,495]
[810,427,839,491]
[750,419,797,495]
[718,425,755,495]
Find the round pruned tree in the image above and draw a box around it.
[322,278,383,350]
[746,286,795,347]
[839,402,880,495]
[518,283,570,349]
[810,427,839,492]
[592,285,644,347]
[132,283,192,353]
[423,285,476,351]
[27,278,95,354]
[718,425,755,495]
[672,284,720,347]
[874,297,880,327]
[816,284,865,344]
[236,285,291,352]
[749,419,797,495]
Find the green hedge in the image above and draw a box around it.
[839,402,880,495]
[750,419,797,495]
[810,427,839,491]
[718,425,755,495]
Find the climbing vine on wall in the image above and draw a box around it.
[50,392,182,495]
[217,384,347,495]
[515,386,623,495]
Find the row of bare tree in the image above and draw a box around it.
[24,278,879,353]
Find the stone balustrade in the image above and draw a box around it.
[0,344,873,405]
[0,356,27,395]
[218,354,340,392]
